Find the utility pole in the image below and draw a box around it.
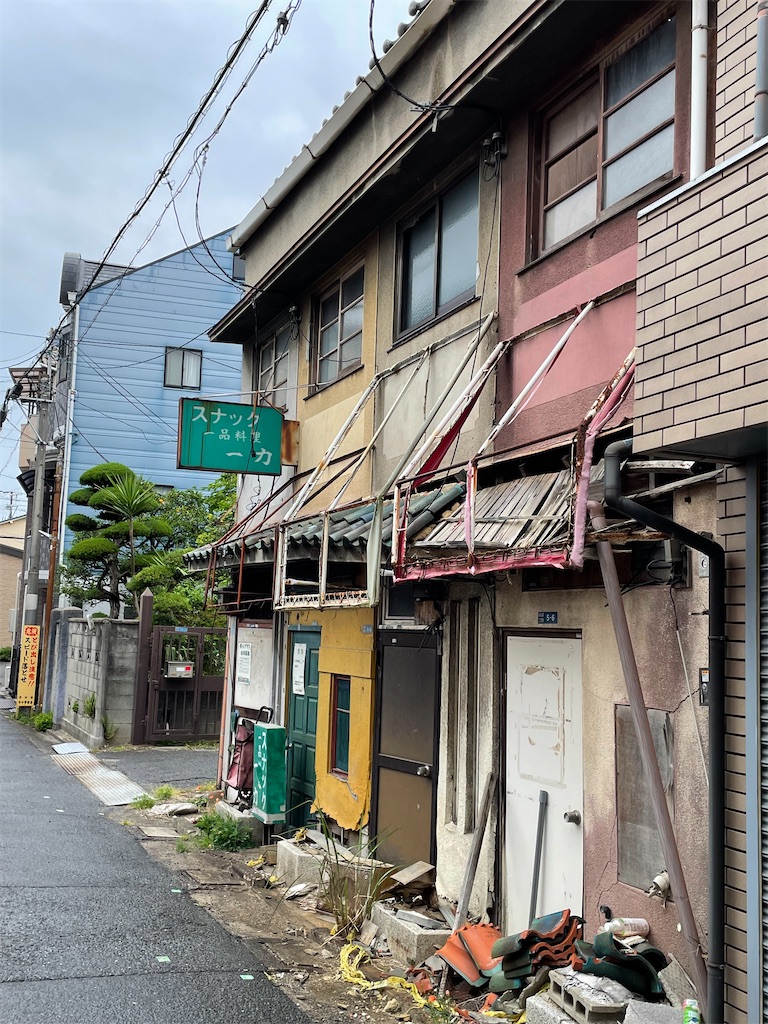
[24,371,51,632]
[14,369,52,710]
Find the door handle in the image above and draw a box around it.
[416,764,431,778]
[564,809,581,825]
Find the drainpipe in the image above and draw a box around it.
[690,0,709,179]
[603,437,725,1024]
[588,500,709,1014]
[756,0,768,140]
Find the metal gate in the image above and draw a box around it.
[146,626,226,743]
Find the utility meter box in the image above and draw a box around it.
[165,661,194,679]
[252,722,286,823]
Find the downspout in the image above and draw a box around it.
[603,437,725,1024]
[755,0,768,140]
[690,0,709,179]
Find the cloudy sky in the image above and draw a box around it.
[0,0,407,512]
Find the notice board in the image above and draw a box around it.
[234,623,273,715]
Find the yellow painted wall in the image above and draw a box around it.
[295,235,379,514]
[287,606,375,831]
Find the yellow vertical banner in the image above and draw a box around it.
[17,625,40,708]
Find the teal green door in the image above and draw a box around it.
[287,630,320,827]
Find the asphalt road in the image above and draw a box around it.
[0,715,310,1024]
[97,745,219,792]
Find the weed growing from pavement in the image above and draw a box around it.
[33,711,53,731]
[176,837,190,853]
[131,794,156,810]
[193,812,252,851]
[154,784,176,800]
[101,715,117,742]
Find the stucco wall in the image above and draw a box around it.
[286,606,375,831]
[490,484,715,982]
[239,0,530,288]
[0,517,24,648]
[435,582,498,919]
[372,152,500,492]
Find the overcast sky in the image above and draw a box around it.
[0,0,407,513]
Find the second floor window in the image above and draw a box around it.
[258,323,290,410]
[316,266,364,385]
[539,15,677,253]
[164,347,202,389]
[399,171,479,335]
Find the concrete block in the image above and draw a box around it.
[526,993,576,1024]
[275,838,325,886]
[624,1004,680,1024]
[213,799,264,844]
[548,969,626,1024]
[370,902,451,968]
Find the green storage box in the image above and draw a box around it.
[252,722,286,823]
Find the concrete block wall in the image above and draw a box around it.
[716,0,759,162]
[633,144,768,454]
[60,619,138,748]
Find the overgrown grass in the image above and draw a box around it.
[316,812,399,939]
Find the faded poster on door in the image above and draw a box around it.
[291,643,307,695]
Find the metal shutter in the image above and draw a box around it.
[761,455,768,1012]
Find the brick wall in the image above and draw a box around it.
[716,0,759,162]
[633,145,768,454]
[718,466,749,1021]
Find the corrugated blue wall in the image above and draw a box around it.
[64,232,244,550]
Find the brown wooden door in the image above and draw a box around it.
[372,630,439,866]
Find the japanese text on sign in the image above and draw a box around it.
[17,624,40,708]
[178,399,283,475]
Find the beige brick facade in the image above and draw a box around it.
[634,145,768,455]
[716,0,759,161]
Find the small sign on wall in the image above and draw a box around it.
[538,611,558,625]
[236,642,252,687]
[292,643,307,695]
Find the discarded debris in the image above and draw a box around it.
[150,801,199,816]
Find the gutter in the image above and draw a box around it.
[603,437,725,1024]
[228,0,458,252]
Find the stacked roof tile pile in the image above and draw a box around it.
[488,909,583,994]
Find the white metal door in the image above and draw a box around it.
[504,635,583,934]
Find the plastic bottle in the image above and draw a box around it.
[599,916,650,938]
[681,998,701,1023]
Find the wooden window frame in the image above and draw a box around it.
[255,321,291,411]
[164,347,202,390]
[310,264,364,391]
[532,9,679,259]
[396,169,479,342]
[330,673,351,778]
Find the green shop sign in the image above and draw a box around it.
[178,399,283,475]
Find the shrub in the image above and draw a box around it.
[33,711,54,732]
[193,812,252,851]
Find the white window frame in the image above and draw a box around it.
[164,347,202,389]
